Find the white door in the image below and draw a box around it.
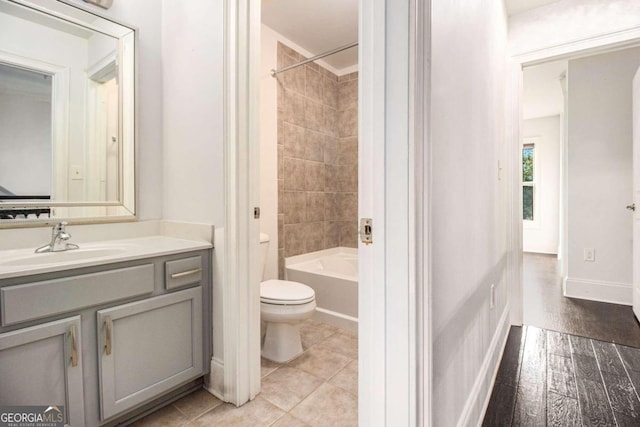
[633,67,640,320]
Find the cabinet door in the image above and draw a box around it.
[97,287,203,420]
[0,316,85,426]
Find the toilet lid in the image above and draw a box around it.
[260,280,315,305]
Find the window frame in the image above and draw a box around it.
[522,138,539,227]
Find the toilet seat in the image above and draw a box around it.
[260,279,315,305]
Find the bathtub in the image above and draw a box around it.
[285,247,358,333]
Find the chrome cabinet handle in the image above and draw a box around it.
[70,325,78,367]
[170,268,202,279]
[104,316,112,356]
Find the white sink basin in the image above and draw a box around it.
[0,247,129,267]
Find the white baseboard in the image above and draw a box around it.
[456,304,510,427]
[204,357,226,402]
[563,276,632,306]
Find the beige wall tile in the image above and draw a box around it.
[278,214,284,249]
[283,191,306,224]
[337,73,351,83]
[283,122,305,159]
[323,136,338,165]
[322,76,338,109]
[320,66,338,81]
[304,99,323,132]
[278,248,284,279]
[324,221,340,249]
[337,165,357,192]
[323,192,338,221]
[277,120,284,145]
[324,164,339,192]
[304,130,324,162]
[305,67,323,102]
[336,192,357,221]
[278,144,283,179]
[279,89,305,127]
[278,179,283,214]
[278,42,302,61]
[284,223,305,257]
[338,79,358,111]
[338,108,357,138]
[305,161,325,192]
[306,192,324,222]
[303,222,325,253]
[322,106,338,136]
[339,221,358,248]
[284,158,305,191]
[338,137,358,166]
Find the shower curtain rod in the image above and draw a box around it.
[270,41,358,77]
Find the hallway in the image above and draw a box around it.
[483,326,640,426]
[523,253,640,348]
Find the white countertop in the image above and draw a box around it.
[0,236,212,280]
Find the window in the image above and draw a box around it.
[522,143,535,221]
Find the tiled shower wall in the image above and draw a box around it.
[277,42,358,278]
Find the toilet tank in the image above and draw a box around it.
[259,233,270,280]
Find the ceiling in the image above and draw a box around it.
[522,60,567,120]
[261,0,358,71]
[505,0,561,15]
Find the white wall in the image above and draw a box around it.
[509,0,640,56]
[523,115,561,254]
[565,47,640,303]
[161,0,224,226]
[430,0,509,425]
[0,76,51,195]
[259,25,279,281]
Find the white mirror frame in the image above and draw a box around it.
[0,0,138,227]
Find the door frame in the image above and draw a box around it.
[508,27,640,326]
[222,0,429,424]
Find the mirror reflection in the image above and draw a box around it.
[0,0,135,222]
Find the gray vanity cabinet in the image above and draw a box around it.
[0,316,85,426]
[97,287,203,420]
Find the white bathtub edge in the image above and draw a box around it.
[286,246,358,267]
[314,307,358,335]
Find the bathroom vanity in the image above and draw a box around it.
[0,236,213,426]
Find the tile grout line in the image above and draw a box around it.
[567,334,585,427]
[590,338,619,427]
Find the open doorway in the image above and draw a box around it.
[520,46,640,347]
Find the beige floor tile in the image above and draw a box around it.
[300,322,336,350]
[290,383,357,427]
[271,413,311,426]
[190,397,284,427]
[172,388,223,420]
[260,366,324,411]
[130,404,189,427]
[288,345,351,379]
[262,357,282,378]
[315,331,358,359]
[328,359,358,396]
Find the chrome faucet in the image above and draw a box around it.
[35,222,79,253]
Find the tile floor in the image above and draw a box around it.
[131,319,358,427]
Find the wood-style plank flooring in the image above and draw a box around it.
[483,326,640,426]
[523,253,640,348]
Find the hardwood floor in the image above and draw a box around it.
[483,326,640,426]
[523,253,640,348]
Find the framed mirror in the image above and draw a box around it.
[0,0,136,225]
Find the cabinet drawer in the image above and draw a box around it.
[1,264,155,326]
[165,256,202,290]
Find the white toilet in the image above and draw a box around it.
[260,233,316,363]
